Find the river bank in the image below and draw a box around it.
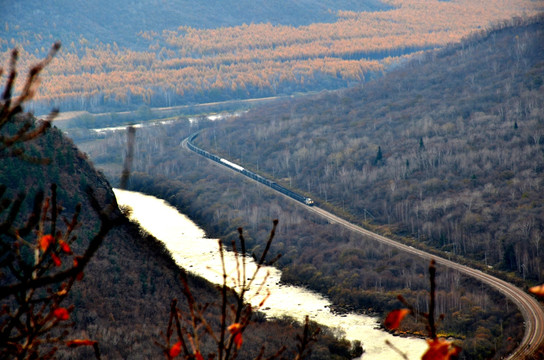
[113,188,427,359]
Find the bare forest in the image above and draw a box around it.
[77,17,544,359]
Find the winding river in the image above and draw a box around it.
[113,188,428,359]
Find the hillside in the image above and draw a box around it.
[0,115,351,357]
[2,0,541,114]
[199,15,544,281]
[76,17,544,359]
[1,0,387,51]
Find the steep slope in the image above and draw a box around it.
[0,114,351,358]
[202,15,544,281]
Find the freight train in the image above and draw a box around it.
[187,132,314,206]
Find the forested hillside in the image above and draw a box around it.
[0,115,350,357]
[200,16,544,282]
[76,17,544,359]
[2,0,541,113]
[82,119,524,359]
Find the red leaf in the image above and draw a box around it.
[51,252,62,267]
[194,351,204,360]
[53,307,70,321]
[66,339,97,347]
[39,234,55,251]
[228,323,242,334]
[73,258,84,280]
[233,332,243,349]
[169,341,182,358]
[228,323,244,349]
[422,338,461,360]
[59,240,72,254]
[384,308,410,330]
[529,284,544,297]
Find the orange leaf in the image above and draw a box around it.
[51,253,62,267]
[529,284,544,297]
[169,341,182,358]
[66,339,97,347]
[228,323,244,349]
[53,307,70,321]
[39,234,55,251]
[422,338,461,360]
[57,288,68,296]
[384,308,410,330]
[228,323,242,334]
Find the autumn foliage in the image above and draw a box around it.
[421,338,462,360]
[0,182,110,358]
[2,0,541,111]
[384,308,411,331]
[530,284,544,298]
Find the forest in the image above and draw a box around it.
[1,0,542,114]
[75,16,544,359]
[0,64,354,358]
[194,16,544,283]
[3,1,544,358]
[81,119,526,359]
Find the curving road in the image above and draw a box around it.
[184,137,544,359]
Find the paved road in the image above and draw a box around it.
[185,137,544,359]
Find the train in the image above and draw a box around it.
[187,132,314,206]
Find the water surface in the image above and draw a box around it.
[114,188,427,359]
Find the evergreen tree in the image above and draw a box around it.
[374,146,383,165]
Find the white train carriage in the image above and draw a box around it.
[220,158,245,172]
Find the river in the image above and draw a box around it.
[113,188,428,359]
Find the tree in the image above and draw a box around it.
[157,223,320,360]
[374,145,383,165]
[384,260,462,360]
[1,43,119,358]
[0,44,60,162]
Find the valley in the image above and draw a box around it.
[2,1,544,358]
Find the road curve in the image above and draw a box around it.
[183,137,544,359]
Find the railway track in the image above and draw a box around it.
[309,206,544,359]
[184,135,544,359]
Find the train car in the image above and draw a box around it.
[241,169,272,186]
[220,158,245,172]
[187,132,314,206]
